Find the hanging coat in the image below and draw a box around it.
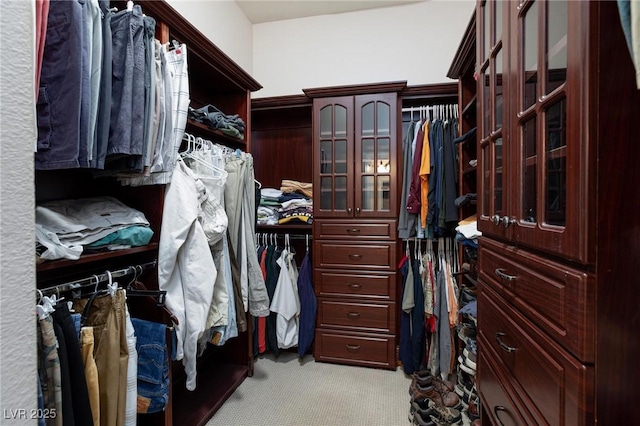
[297,251,316,357]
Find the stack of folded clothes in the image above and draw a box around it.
[280,179,312,199]
[257,188,282,225]
[35,196,153,261]
[188,104,246,139]
[278,197,313,225]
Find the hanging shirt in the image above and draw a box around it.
[270,249,300,349]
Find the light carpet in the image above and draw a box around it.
[206,352,413,426]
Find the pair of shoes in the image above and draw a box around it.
[458,325,477,345]
[411,371,456,393]
[412,407,438,426]
[454,370,475,399]
[463,344,477,370]
[410,377,454,397]
[458,355,476,375]
[412,382,461,408]
[429,401,463,425]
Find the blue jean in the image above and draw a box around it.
[108,6,145,158]
[35,0,84,170]
[131,318,169,413]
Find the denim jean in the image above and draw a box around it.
[131,318,169,413]
[92,0,112,169]
[35,0,84,170]
[108,5,145,158]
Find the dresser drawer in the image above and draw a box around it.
[314,269,395,300]
[478,285,594,425]
[478,339,537,426]
[479,238,594,362]
[314,241,396,271]
[318,300,396,333]
[314,219,396,240]
[314,329,396,369]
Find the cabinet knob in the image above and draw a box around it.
[349,254,363,260]
[348,207,353,214]
[345,344,361,351]
[347,312,361,318]
[346,228,361,235]
[495,332,517,353]
[348,283,362,290]
[491,215,501,225]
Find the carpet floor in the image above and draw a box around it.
[206,352,413,426]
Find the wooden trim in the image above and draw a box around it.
[137,0,262,92]
[303,81,407,98]
[448,11,477,79]
[251,94,311,110]
[401,83,459,101]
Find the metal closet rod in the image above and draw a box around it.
[39,260,157,296]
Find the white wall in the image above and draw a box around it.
[252,0,475,98]
[0,0,37,421]
[167,0,254,73]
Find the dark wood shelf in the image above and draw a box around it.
[185,119,247,147]
[172,361,248,426]
[257,224,312,231]
[463,166,477,176]
[462,94,477,117]
[37,243,159,273]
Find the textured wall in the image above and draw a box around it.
[0,0,37,422]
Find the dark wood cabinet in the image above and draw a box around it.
[474,1,640,424]
[304,82,405,369]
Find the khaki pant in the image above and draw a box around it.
[74,289,128,426]
[80,327,100,426]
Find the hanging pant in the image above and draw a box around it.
[74,290,128,426]
[80,327,100,426]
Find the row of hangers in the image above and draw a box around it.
[404,104,459,121]
[36,261,178,326]
[257,232,312,254]
[181,132,262,188]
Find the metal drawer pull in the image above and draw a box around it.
[349,254,363,260]
[495,268,516,281]
[346,228,361,234]
[348,283,362,289]
[346,344,360,351]
[495,332,517,353]
[494,406,508,426]
[347,312,361,318]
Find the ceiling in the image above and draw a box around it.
[236,0,425,24]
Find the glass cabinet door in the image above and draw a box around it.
[511,0,586,260]
[477,0,509,239]
[354,93,398,218]
[313,96,354,218]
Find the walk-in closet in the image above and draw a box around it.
[2,0,640,425]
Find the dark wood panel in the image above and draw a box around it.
[314,269,394,300]
[317,300,396,333]
[479,238,594,362]
[478,285,594,425]
[314,220,396,240]
[314,241,396,271]
[314,329,396,369]
[594,2,640,423]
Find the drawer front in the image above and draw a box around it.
[314,329,396,369]
[318,300,396,333]
[478,285,594,425]
[478,338,537,426]
[479,238,594,362]
[314,269,395,300]
[314,220,396,240]
[314,241,396,271]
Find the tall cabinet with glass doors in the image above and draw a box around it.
[475,0,640,424]
[303,82,405,369]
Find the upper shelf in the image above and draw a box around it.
[185,119,247,147]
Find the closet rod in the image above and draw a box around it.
[39,260,157,296]
[256,233,313,240]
